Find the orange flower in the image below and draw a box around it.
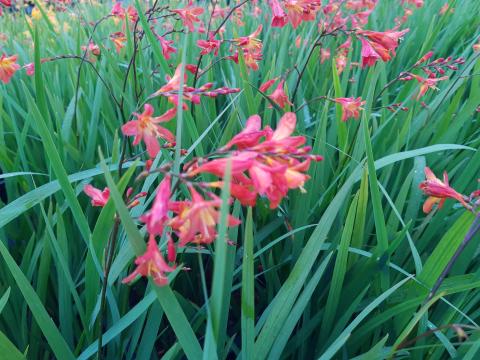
[110,32,127,53]
[268,80,293,109]
[268,0,287,27]
[171,6,204,32]
[358,29,409,67]
[419,167,470,213]
[168,186,241,247]
[0,54,20,84]
[151,64,187,97]
[188,112,323,209]
[333,97,366,122]
[121,104,175,158]
[122,235,175,286]
[140,176,171,236]
[409,73,448,99]
[84,185,110,207]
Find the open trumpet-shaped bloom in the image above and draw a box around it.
[419,167,469,213]
[409,73,449,99]
[122,235,175,286]
[0,54,20,84]
[268,0,288,27]
[187,113,322,208]
[84,185,110,207]
[333,97,366,122]
[121,104,175,158]
[358,28,409,67]
[140,176,171,236]
[268,80,293,109]
[171,6,204,32]
[167,186,241,247]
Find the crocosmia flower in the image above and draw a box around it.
[171,6,204,32]
[409,73,449,99]
[0,54,20,84]
[84,184,110,207]
[419,167,470,213]
[158,36,177,60]
[140,176,172,236]
[268,0,287,27]
[268,80,293,109]
[358,28,409,67]
[122,235,175,286]
[110,32,127,53]
[187,112,323,209]
[167,186,241,247]
[333,97,366,121]
[121,104,176,158]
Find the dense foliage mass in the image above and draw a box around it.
[1,0,480,359]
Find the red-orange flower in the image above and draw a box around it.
[171,6,204,32]
[140,176,171,236]
[0,54,20,84]
[358,28,409,67]
[188,112,322,209]
[110,32,127,53]
[333,97,366,122]
[268,80,293,109]
[268,0,287,27]
[197,35,221,56]
[122,235,175,286]
[151,64,187,98]
[167,186,241,247]
[84,184,110,207]
[158,36,177,60]
[419,167,470,213]
[409,73,449,99]
[121,104,175,158]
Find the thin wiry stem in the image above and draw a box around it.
[428,211,480,301]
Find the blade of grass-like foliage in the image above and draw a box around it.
[0,331,25,360]
[0,239,75,359]
[0,172,47,179]
[269,252,333,359]
[320,196,358,341]
[0,162,139,229]
[78,291,157,360]
[0,288,10,314]
[318,276,412,360]
[253,144,471,359]
[391,293,444,354]
[362,115,389,291]
[241,207,255,360]
[85,164,138,323]
[204,161,232,359]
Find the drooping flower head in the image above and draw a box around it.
[187,113,323,209]
[121,104,176,158]
[122,235,175,286]
[268,0,288,27]
[357,28,409,67]
[167,186,241,247]
[333,97,366,121]
[84,184,110,207]
[171,6,204,32]
[110,32,127,53]
[0,54,20,84]
[157,36,177,60]
[140,176,172,236]
[419,167,470,213]
[409,73,449,100]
